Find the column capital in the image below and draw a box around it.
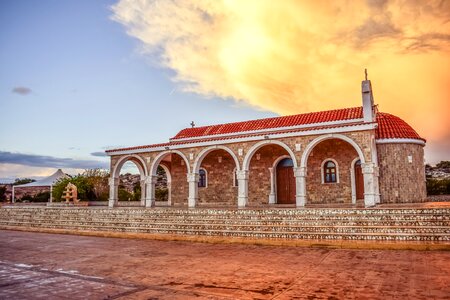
[236,170,248,180]
[108,177,119,186]
[362,162,379,175]
[187,173,199,182]
[293,166,307,177]
[144,175,158,184]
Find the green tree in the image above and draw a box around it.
[426,178,450,195]
[436,161,450,169]
[52,169,110,202]
[118,188,133,201]
[13,178,35,185]
[33,191,50,202]
[83,169,109,201]
[133,182,141,201]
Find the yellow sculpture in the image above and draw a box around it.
[61,182,80,203]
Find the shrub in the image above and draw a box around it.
[118,188,133,201]
[33,191,50,202]
[426,178,450,195]
[155,188,168,201]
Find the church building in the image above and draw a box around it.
[106,77,426,208]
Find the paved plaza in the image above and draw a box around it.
[0,230,449,299]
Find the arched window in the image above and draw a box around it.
[198,168,207,188]
[323,160,338,183]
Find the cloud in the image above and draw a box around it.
[91,151,107,157]
[111,0,450,163]
[0,151,108,169]
[12,86,32,95]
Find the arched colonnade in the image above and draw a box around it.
[109,134,380,208]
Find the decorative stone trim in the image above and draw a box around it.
[321,158,340,184]
[376,138,425,146]
[106,123,378,156]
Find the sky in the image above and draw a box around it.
[0,0,449,182]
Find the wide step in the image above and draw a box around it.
[1,207,449,242]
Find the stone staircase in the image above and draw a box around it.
[0,207,449,242]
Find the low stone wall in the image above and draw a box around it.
[427,195,450,202]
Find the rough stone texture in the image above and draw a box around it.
[197,149,237,206]
[306,139,358,204]
[378,143,426,203]
[248,145,289,205]
[0,230,449,300]
[170,154,189,206]
[108,130,394,207]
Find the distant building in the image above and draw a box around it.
[12,169,68,202]
[106,77,426,208]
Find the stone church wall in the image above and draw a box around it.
[248,145,288,205]
[170,154,189,206]
[197,149,237,206]
[306,139,358,204]
[377,143,426,203]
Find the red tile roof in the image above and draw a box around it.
[172,107,363,140]
[375,112,425,141]
[106,107,425,153]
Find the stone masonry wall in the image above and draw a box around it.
[377,143,426,203]
[248,145,288,205]
[170,154,189,206]
[109,130,376,207]
[198,149,237,206]
[306,139,358,204]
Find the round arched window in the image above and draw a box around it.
[324,161,337,183]
[198,169,207,187]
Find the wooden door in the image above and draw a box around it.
[354,160,364,199]
[276,159,296,204]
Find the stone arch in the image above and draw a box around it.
[150,150,190,176]
[112,154,148,179]
[193,145,240,174]
[109,154,148,208]
[300,134,366,168]
[243,140,298,171]
[269,155,291,204]
[159,163,172,205]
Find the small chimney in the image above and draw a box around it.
[361,69,375,122]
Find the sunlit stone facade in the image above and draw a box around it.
[106,79,426,208]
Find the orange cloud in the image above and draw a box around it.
[112,0,450,163]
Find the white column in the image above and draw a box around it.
[108,177,119,208]
[268,167,275,204]
[362,163,379,207]
[294,167,307,207]
[167,182,172,206]
[12,186,15,203]
[237,170,249,208]
[145,175,157,208]
[49,185,53,203]
[187,173,199,208]
[140,179,146,206]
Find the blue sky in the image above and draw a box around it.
[0,0,276,182]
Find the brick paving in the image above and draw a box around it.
[0,230,449,299]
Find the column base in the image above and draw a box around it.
[188,197,197,208]
[238,196,247,208]
[108,199,117,208]
[364,194,376,207]
[268,194,276,204]
[296,195,306,207]
[145,199,155,208]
